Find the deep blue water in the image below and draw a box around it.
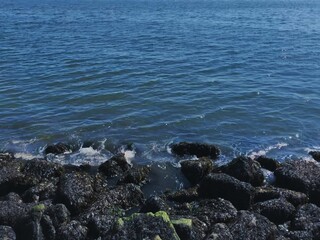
[1,0,320,165]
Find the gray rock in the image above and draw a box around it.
[198,173,255,210]
[99,154,131,178]
[171,142,220,159]
[206,223,233,240]
[180,158,213,184]
[57,220,88,240]
[45,204,70,229]
[0,225,16,240]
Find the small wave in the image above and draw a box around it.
[14,152,42,160]
[248,142,288,159]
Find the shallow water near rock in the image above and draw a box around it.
[1,0,320,165]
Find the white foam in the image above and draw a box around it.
[122,149,135,164]
[248,142,288,159]
[14,153,42,160]
[79,146,99,156]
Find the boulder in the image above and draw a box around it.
[140,196,170,213]
[98,154,131,178]
[255,156,281,171]
[281,230,314,240]
[56,220,87,240]
[274,160,320,205]
[309,151,320,162]
[0,200,30,227]
[0,225,16,240]
[254,186,309,207]
[291,204,320,239]
[252,198,296,224]
[171,217,207,240]
[166,187,199,203]
[44,143,71,155]
[180,158,213,184]
[173,198,237,227]
[218,156,264,186]
[40,214,56,240]
[206,223,233,240]
[228,211,278,240]
[110,211,180,240]
[198,173,255,209]
[45,204,70,229]
[22,179,59,203]
[57,172,94,214]
[171,142,220,159]
[117,166,150,185]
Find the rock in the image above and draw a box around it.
[171,142,220,159]
[166,187,199,203]
[173,198,237,227]
[40,214,56,240]
[198,173,255,210]
[22,179,58,203]
[171,217,207,240]
[57,172,94,214]
[254,186,309,207]
[252,198,296,224]
[23,159,64,183]
[180,158,213,184]
[57,220,88,240]
[140,196,170,213]
[45,204,70,229]
[110,211,180,240]
[291,204,320,239]
[206,223,233,240]
[0,225,16,240]
[1,192,23,203]
[309,151,320,162]
[218,156,264,187]
[98,154,131,177]
[0,152,14,162]
[86,213,119,239]
[44,143,71,155]
[282,230,314,240]
[0,201,30,227]
[117,166,150,185]
[274,160,320,205]
[255,156,281,171]
[228,211,278,240]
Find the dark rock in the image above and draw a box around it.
[0,152,14,162]
[44,143,71,155]
[86,213,119,239]
[110,211,180,240]
[1,192,23,203]
[171,217,207,240]
[309,151,320,162]
[274,160,320,205]
[140,196,170,213]
[206,223,233,240]
[166,187,199,203]
[254,186,309,207]
[98,154,131,177]
[198,173,255,210]
[57,172,94,214]
[57,220,88,240]
[228,211,278,240]
[180,157,213,184]
[45,204,70,229]
[117,166,150,185]
[171,142,220,159]
[22,179,58,203]
[40,214,56,240]
[0,201,30,227]
[252,198,296,224]
[282,230,314,240]
[291,204,320,239]
[173,198,237,227]
[0,225,16,240]
[218,156,264,186]
[255,156,281,171]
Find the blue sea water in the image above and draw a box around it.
[1,0,320,165]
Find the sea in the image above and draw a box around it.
[1,0,320,166]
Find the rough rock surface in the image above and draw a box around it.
[309,151,320,162]
[206,223,233,240]
[98,154,131,177]
[180,158,213,184]
[44,143,71,155]
[0,225,16,240]
[166,187,199,203]
[218,156,264,186]
[171,142,220,159]
[117,166,150,185]
[255,156,281,171]
[252,198,296,224]
[56,220,88,240]
[140,195,170,213]
[198,173,255,209]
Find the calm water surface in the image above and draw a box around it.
[1,0,320,164]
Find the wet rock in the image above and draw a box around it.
[86,213,119,239]
[274,160,320,205]
[140,195,170,213]
[171,142,220,159]
[206,223,233,240]
[110,211,180,240]
[98,154,131,177]
[45,204,70,229]
[0,152,14,162]
[309,151,320,162]
[57,172,94,214]
[0,225,16,240]
[255,156,281,171]
[44,143,71,155]
[166,187,199,203]
[252,198,296,224]
[173,198,237,227]
[22,179,58,203]
[291,204,320,239]
[1,192,23,203]
[117,166,150,185]
[40,214,56,240]
[180,158,213,184]
[23,160,64,184]
[0,201,30,227]
[57,220,88,240]
[198,173,254,210]
[254,186,309,207]
[228,211,278,240]
[218,156,264,186]
[171,217,207,240]
[282,230,314,240]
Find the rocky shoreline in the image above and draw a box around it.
[0,142,319,240]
